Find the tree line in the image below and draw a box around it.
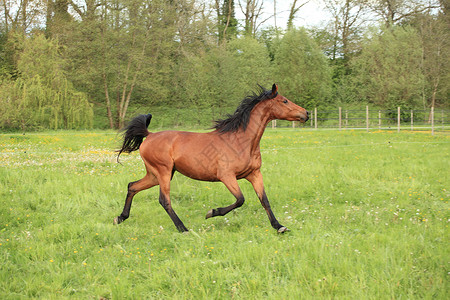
[0,0,448,130]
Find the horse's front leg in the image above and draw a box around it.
[206,175,245,219]
[246,170,288,233]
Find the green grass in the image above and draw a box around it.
[0,129,449,299]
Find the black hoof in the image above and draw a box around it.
[177,227,189,233]
[113,216,122,225]
[205,209,214,219]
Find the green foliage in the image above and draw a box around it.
[171,36,271,116]
[218,0,238,41]
[0,1,448,130]
[0,34,93,130]
[172,52,216,110]
[351,26,425,110]
[257,26,283,62]
[226,36,271,87]
[413,12,450,108]
[273,28,332,109]
[0,33,13,78]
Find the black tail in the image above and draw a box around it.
[117,114,152,162]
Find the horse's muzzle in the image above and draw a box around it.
[298,110,309,122]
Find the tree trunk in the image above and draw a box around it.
[21,0,28,33]
[117,29,151,128]
[102,72,114,129]
[223,0,233,41]
[3,0,9,32]
[428,78,439,123]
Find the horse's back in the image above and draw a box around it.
[141,130,213,151]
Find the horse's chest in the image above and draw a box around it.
[235,153,261,178]
[249,154,262,169]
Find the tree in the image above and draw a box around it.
[313,0,367,105]
[173,0,216,54]
[414,11,449,110]
[257,26,282,62]
[0,0,44,34]
[46,0,72,38]
[0,34,93,130]
[173,36,271,112]
[226,36,272,95]
[273,28,332,108]
[238,0,266,37]
[351,26,425,109]
[367,0,440,26]
[322,0,366,63]
[216,0,238,42]
[287,0,309,30]
[64,0,179,129]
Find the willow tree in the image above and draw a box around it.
[0,34,93,130]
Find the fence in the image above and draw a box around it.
[272,106,449,135]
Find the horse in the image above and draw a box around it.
[113,84,309,233]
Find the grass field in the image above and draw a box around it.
[0,129,449,299]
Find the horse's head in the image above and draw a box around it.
[268,84,309,123]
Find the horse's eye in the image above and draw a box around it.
[283,100,288,104]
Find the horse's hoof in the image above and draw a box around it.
[205,209,213,219]
[177,226,189,233]
[113,216,120,225]
[277,226,289,233]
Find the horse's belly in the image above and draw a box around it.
[174,160,220,182]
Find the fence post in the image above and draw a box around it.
[442,109,445,130]
[366,106,369,132]
[431,106,434,136]
[411,110,414,131]
[397,107,401,133]
[292,121,295,129]
[378,110,381,129]
[272,120,276,129]
[339,107,342,130]
[345,110,348,129]
[314,107,318,129]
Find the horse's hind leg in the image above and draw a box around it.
[157,170,188,232]
[113,173,158,225]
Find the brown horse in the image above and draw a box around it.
[114,84,309,233]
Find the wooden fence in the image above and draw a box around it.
[271,106,449,135]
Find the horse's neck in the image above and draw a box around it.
[240,101,273,153]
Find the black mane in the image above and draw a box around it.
[213,85,277,133]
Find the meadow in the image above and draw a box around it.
[0,128,448,299]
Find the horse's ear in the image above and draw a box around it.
[271,84,278,96]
